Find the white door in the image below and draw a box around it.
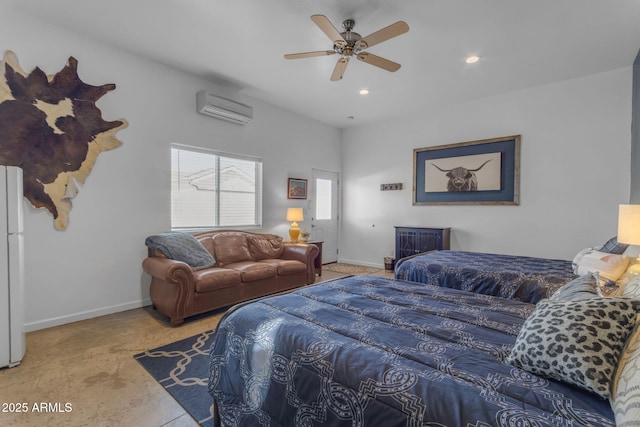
[310,169,339,264]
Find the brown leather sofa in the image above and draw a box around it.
[142,230,319,325]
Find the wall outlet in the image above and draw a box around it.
[380,183,403,191]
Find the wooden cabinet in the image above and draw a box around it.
[394,227,451,260]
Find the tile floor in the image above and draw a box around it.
[0,268,394,427]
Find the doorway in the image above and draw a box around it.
[310,169,339,264]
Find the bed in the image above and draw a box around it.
[208,275,620,426]
[394,250,579,303]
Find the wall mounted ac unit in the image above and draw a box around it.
[196,90,253,125]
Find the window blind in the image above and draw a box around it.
[171,144,262,229]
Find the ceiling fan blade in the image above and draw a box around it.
[356,52,401,72]
[284,50,336,60]
[330,57,349,81]
[358,21,409,49]
[311,15,346,46]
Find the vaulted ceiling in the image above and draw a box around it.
[6,0,640,128]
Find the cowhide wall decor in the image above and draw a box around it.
[0,50,128,230]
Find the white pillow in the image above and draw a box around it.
[610,276,640,298]
[573,248,629,282]
[572,247,594,267]
[611,317,640,426]
[608,276,640,425]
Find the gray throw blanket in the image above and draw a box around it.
[145,232,215,270]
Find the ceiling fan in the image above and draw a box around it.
[284,15,409,81]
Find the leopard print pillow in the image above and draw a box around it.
[507,298,639,398]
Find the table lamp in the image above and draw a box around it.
[618,204,640,276]
[286,208,304,242]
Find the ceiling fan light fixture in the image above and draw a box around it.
[466,55,480,64]
[355,40,368,50]
[285,15,409,81]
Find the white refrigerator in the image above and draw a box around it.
[0,166,25,368]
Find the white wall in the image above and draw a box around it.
[631,50,640,203]
[0,8,341,331]
[341,67,632,266]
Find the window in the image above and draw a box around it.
[315,178,332,220]
[171,144,262,229]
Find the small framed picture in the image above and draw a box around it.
[287,178,308,199]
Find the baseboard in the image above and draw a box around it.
[25,298,153,332]
[337,258,385,269]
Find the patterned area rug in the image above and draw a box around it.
[134,330,216,427]
[323,263,384,275]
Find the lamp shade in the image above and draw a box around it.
[618,204,640,245]
[286,207,304,222]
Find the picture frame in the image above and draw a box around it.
[413,135,520,205]
[287,178,308,199]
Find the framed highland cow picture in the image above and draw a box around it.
[413,135,520,205]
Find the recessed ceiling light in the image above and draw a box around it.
[359,89,369,95]
[466,55,480,64]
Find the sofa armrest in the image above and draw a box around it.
[282,243,319,282]
[142,256,194,283]
[142,257,197,325]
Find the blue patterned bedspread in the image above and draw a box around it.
[208,276,613,427]
[395,250,578,303]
